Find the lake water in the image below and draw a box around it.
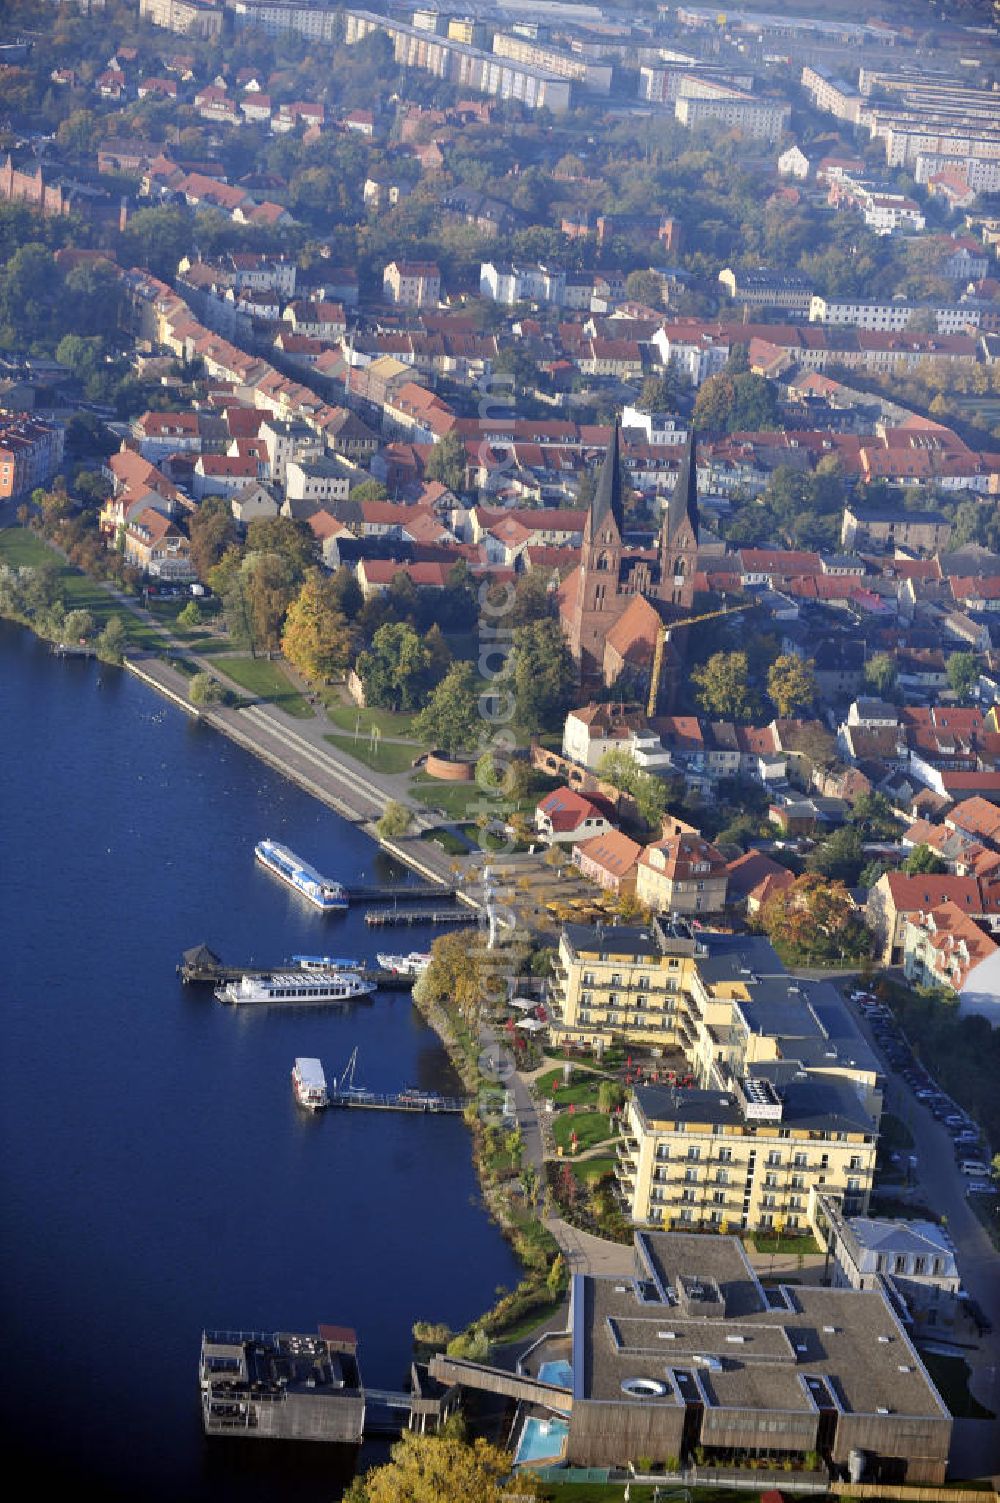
[0,622,519,1501]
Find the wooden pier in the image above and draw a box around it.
[348,883,454,903]
[364,906,472,928]
[178,945,415,989]
[52,641,97,657]
[327,1089,468,1115]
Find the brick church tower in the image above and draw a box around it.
[659,431,699,611]
[568,419,626,684]
[564,423,702,689]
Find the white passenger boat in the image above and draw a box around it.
[254,839,348,912]
[215,969,375,1006]
[292,1058,329,1110]
[292,954,363,971]
[376,951,432,977]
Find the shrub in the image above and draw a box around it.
[189,671,225,706]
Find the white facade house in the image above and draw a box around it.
[809,297,977,334]
[652,327,729,387]
[778,145,810,179]
[284,456,354,505]
[620,407,687,446]
[258,417,323,487]
[479,261,566,306]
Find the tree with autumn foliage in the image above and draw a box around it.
[346,1430,543,1503]
[767,654,816,716]
[691,649,756,719]
[281,570,353,683]
[413,929,490,1024]
[759,874,872,966]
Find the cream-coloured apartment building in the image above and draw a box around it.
[618,1073,878,1235]
[550,923,882,1232]
[549,921,698,1053]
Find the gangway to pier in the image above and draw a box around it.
[364,906,470,928]
[329,1047,468,1115]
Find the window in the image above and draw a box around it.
[718,1147,732,1164]
[715,1170,729,1186]
[767,1152,781,1167]
[685,1168,699,1183]
[687,1147,701,1161]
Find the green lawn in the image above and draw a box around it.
[920,1351,995,1420]
[410,773,491,819]
[573,1154,617,1185]
[534,1068,609,1109]
[423,827,471,856]
[751,1232,821,1255]
[0,527,164,649]
[552,1111,614,1155]
[323,732,417,774]
[327,703,420,738]
[218,656,314,717]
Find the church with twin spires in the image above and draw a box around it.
[559,421,701,699]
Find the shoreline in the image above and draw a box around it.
[4,602,571,1352]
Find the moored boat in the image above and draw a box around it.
[375,951,432,977]
[292,954,363,971]
[292,1058,329,1110]
[254,839,348,912]
[215,969,375,1006]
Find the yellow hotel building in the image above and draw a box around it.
[617,1075,878,1235]
[550,922,882,1234]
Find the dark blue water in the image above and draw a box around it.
[0,622,518,1501]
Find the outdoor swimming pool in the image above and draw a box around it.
[537,1359,574,1390]
[514,1415,569,1467]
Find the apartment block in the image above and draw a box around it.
[492,32,611,93]
[382,260,441,309]
[675,90,790,143]
[719,268,813,315]
[617,1073,878,1235]
[228,1,338,41]
[548,920,697,1053]
[810,297,976,334]
[139,0,223,38]
[800,66,863,124]
[344,11,572,113]
[0,413,65,499]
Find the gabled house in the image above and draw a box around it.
[572,830,643,895]
[123,507,195,581]
[534,787,614,847]
[902,901,1000,1021]
[635,834,728,915]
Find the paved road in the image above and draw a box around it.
[843,991,1000,1475]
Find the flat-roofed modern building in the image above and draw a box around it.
[432,1231,952,1482]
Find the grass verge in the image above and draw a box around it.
[410,773,491,819]
[552,1111,614,1154]
[327,703,419,738]
[750,1232,821,1255]
[324,732,416,773]
[218,656,313,717]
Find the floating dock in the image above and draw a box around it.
[364,906,472,928]
[320,1048,469,1116]
[327,1089,467,1114]
[178,945,415,989]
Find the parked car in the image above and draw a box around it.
[965,1179,996,1195]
